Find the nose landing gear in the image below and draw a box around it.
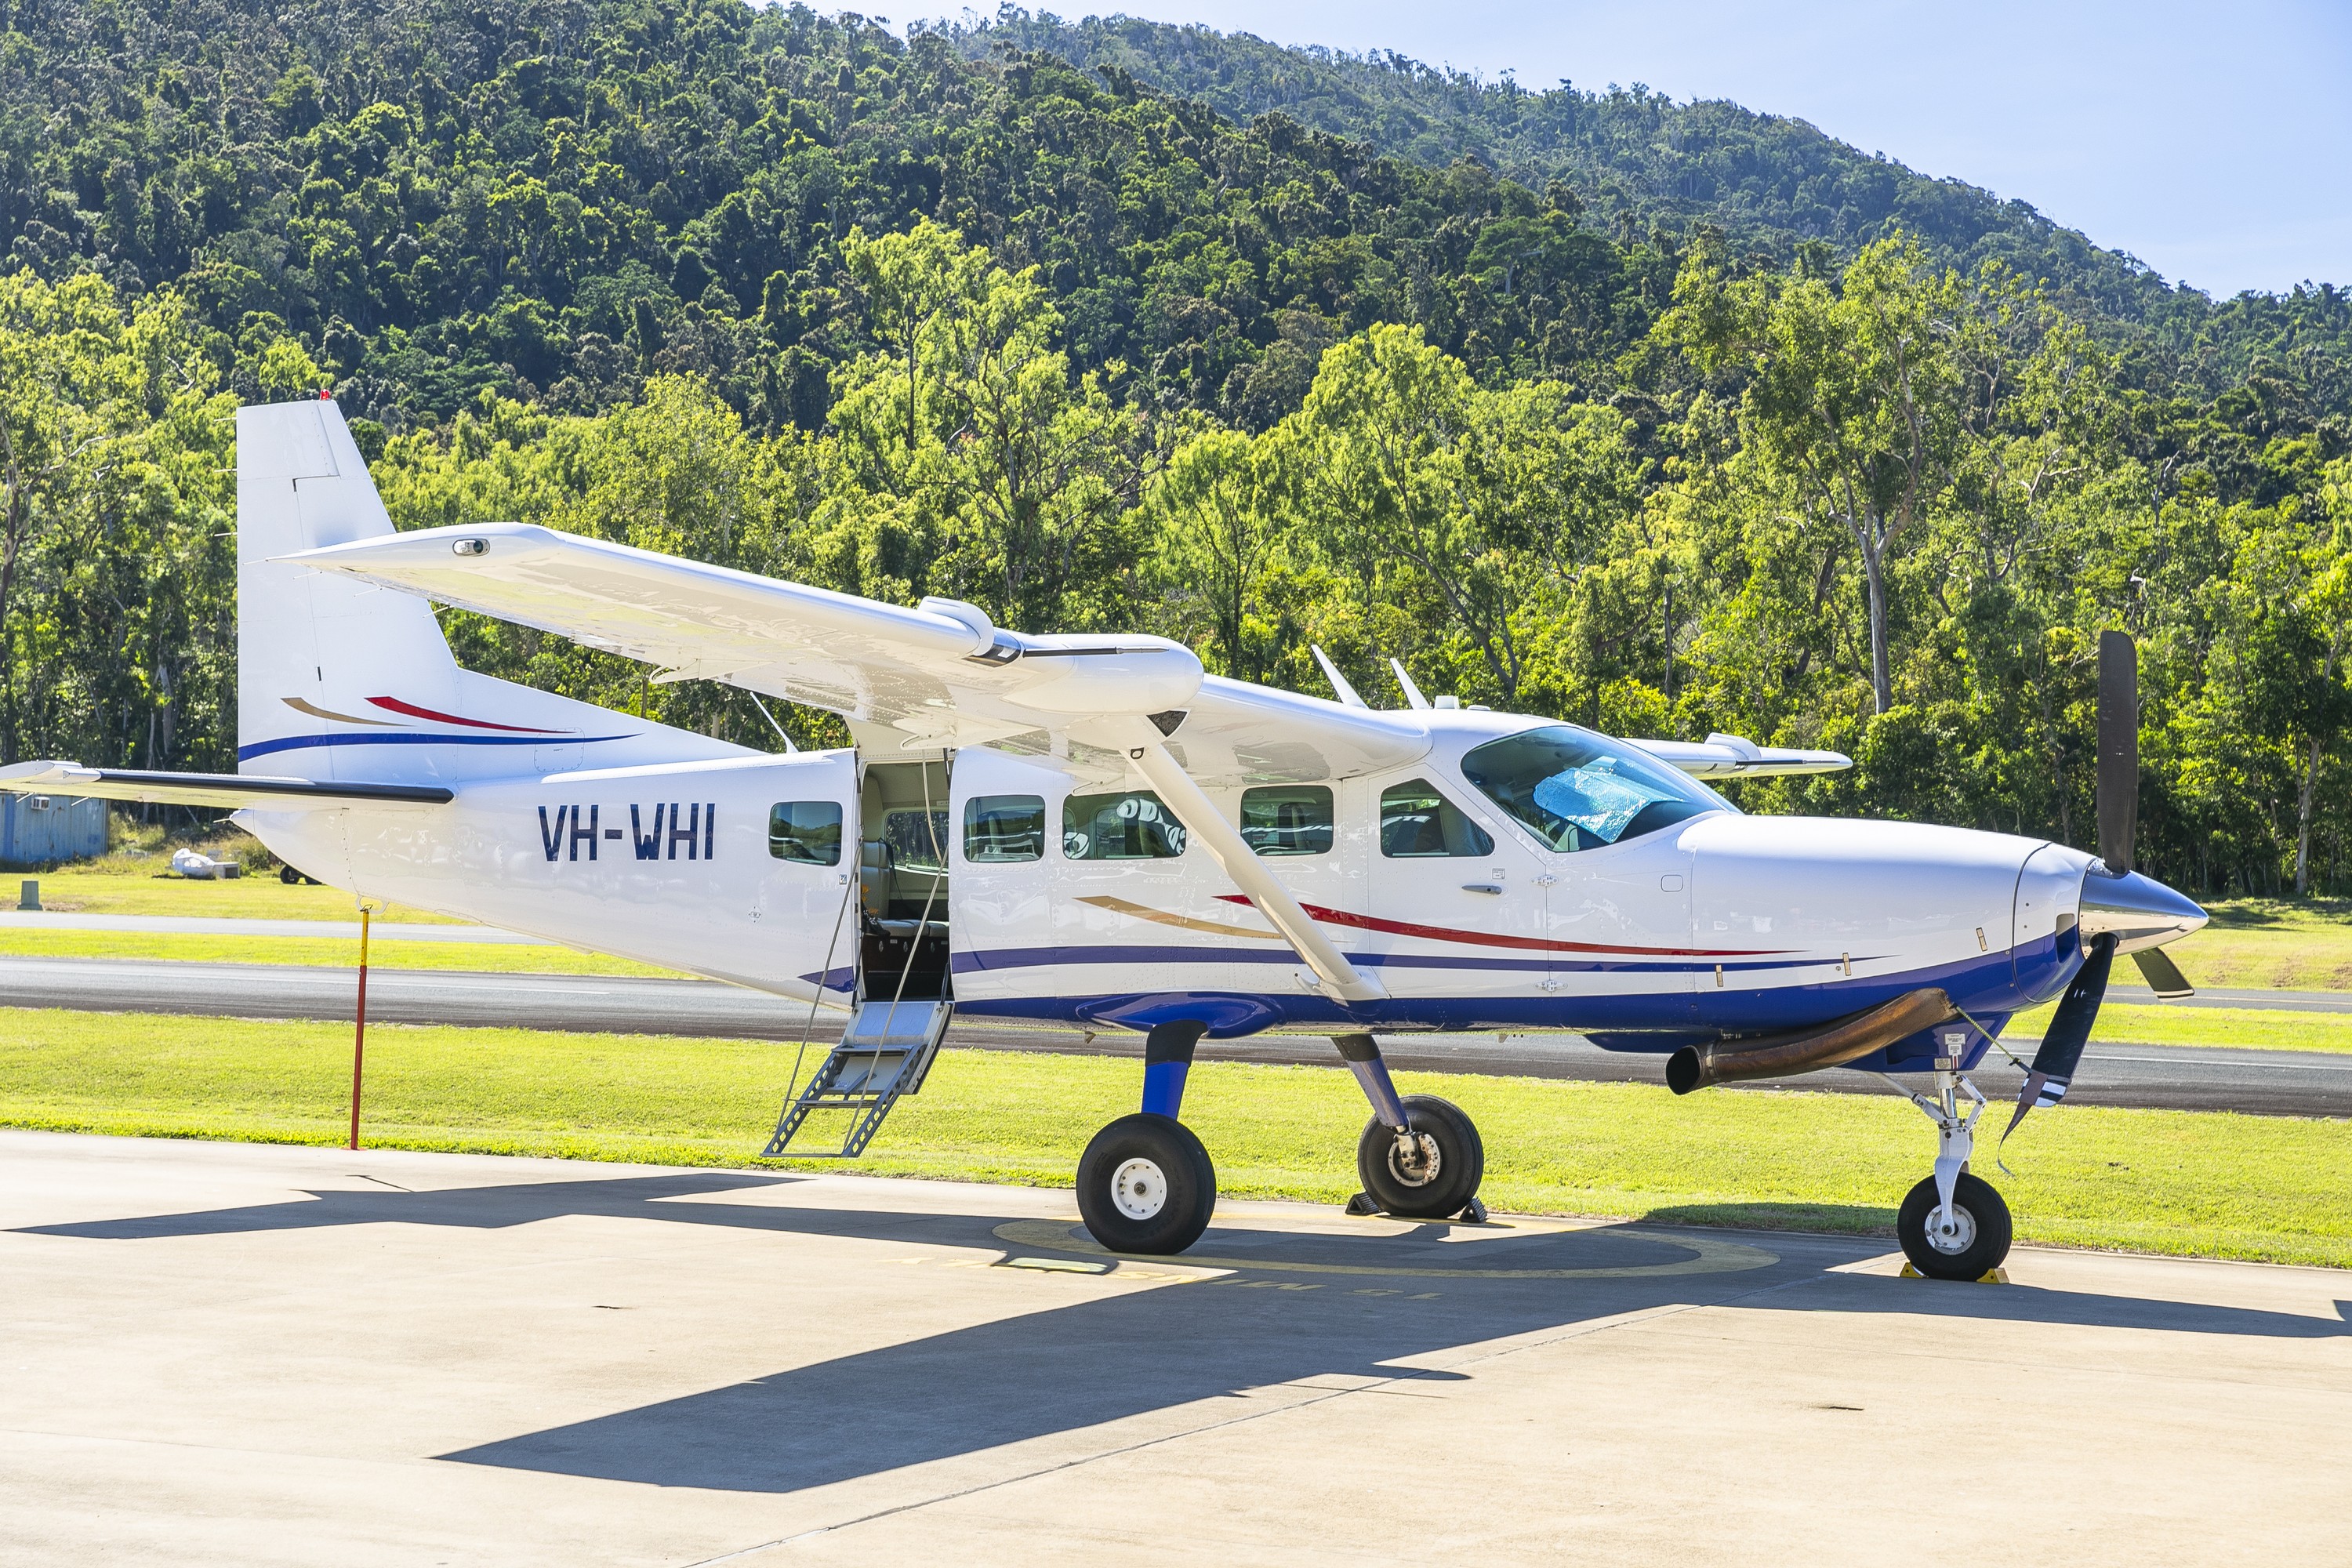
[1893,1041,2014,1280]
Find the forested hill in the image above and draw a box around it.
[953,10,2352,400]
[0,0,1676,430]
[4,0,2352,898]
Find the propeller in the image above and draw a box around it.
[2005,630,2197,1139]
[2003,931,2112,1138]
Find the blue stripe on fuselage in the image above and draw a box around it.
[953,930,2084,1043]
[951,942,1851,977]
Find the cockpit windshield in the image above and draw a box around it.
[1459,725,1732,851]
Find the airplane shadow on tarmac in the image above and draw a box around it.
[23,1170,2351,1495]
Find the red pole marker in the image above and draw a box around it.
[348,905,372,1151]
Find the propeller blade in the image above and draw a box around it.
[2096,630,2137,874]
[2131,945,2195,1000]
[2004,932,2116,1142]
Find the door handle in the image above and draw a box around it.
[1461,883,1503,895]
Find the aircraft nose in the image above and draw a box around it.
[2078,866,2207,951]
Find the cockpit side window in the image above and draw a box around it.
[1461,726,1727,852]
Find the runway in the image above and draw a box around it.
[3,1131,2347,1566]
[2,955,2346,1117]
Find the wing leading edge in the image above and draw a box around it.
[285,522,1434,786]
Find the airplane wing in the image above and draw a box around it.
[0,763,453,811]
[1629,733,1851,779]
[284,522,1432,786]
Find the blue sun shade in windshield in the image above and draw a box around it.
[1529,757,1677,844]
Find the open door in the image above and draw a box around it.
[857,756,953,1002]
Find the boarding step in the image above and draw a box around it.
[762,999,953,1159]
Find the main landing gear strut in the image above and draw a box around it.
[1891,1026,2014,1280]
[1075,1025,1490,1254]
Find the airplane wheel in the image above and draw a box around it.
[1897,1172,2013,1280]
[1076,1113,1216,1255]
[1356,1094,1484,1219]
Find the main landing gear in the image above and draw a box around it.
[1892,1031,2014,1280]
[1074,1024,1490,1255]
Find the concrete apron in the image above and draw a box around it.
[2,1129,2347,1567]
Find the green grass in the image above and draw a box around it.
[2005,1001,2352,1054]
[2,1007,2347,1269]
[22,866,463,923]
[2172,897,2352,990]
[0,926,685,977]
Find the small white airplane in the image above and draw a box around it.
[168,847,242,880]
[0,400,2207,1278]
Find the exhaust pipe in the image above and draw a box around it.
[1666,988,1955,1095]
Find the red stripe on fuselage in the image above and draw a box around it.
[1212,893,1792,958]
[367,696,565,734]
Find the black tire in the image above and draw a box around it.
[279,865,303,885]
[1897,1171,2013,1280]
[1355,1094,1485,1219]
[1076,1113,1217,1255]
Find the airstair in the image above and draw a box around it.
[762,997,953,1159]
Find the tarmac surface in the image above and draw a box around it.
[2,1130,2347,1566]
[1,954,2347,1117]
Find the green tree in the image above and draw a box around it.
[1269,323,1640,707]
[1667,235,1966,713]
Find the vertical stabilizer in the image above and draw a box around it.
[238,399,462,779]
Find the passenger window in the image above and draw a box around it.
[964,794,1046,862]
[768,800,843,865]
[1064,789,1187,859]
[1240,785,1333,856]
[884,808,949,870]
[1379,780,1495,858]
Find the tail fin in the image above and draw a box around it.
[238,397,754,783]
[237,398,463,779]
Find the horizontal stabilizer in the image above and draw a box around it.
[0,762,453,811]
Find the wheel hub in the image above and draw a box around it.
[1109,1156,1167,1221]
[1925,1202,1977,1255]
[1386,1131,1441,1188]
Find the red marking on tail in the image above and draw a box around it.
[366,696,564,734]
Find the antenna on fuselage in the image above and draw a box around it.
[1388,658,1432,710]
[1311,645,1368,708]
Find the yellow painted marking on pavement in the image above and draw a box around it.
[1000,1255,1109,1274]
[991,1218,1778,1279]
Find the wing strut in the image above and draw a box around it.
[1112,720,1385,1005]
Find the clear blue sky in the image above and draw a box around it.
[1027,1,2352,298]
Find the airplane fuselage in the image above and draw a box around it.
[241,710,2122,1075]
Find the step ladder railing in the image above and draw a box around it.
[764,997,953,1159]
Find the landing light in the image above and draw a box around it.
[452,537,488,557]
